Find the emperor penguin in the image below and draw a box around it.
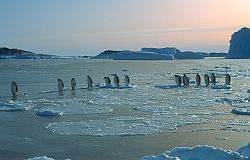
[71,78,76,91]
[174,75,182,86]
[183,74,189,86]
[125,75,130,86]
[211,73,216,85]
[112,74,120,86]
[57,79,64,92]
[196,73,201,86]
[11,81,18,97]
[225,73,231,85]
[87,76,93,89]
[104,77,111,86]
[204,74,210,86]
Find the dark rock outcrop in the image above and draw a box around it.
[226,27,250,59]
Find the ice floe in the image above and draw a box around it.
[231,108,250,115]
[46,115,208,136]
[0,101,31,111]
[95,83,136,89]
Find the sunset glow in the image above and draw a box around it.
[0,0,249,55]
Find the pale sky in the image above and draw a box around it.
[0,0,249,55]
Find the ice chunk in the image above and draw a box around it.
[142,145,248,160]
[210,85,232,90]
[143,154,179,160]
[26,156,54,160]
[26,156,71,160]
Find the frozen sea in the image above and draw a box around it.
[0,58,250,160]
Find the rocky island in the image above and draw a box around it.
[0,47,60,59]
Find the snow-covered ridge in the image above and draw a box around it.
[93,47,205,60]
[0,47,60,59]
[142,142,250,160]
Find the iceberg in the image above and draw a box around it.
[226,27,250,59]
[141,47,181,55]
[113,51,174,60]
[141,48,205,59]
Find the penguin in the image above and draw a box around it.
[195,73,201,86]
[112,74,119,86]
[71,78,76,91]
[87,76,93,89]
[57,79,64,92]
[225,73,231,85]
[125,75,130,86]
[204,74,210,86]
[211,73,216,85]
[174,75,182,86]
[183,74,189,86]
[11,81,18,97]
[104,77,111,86]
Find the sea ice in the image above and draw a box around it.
[34,98,113,115]
[46,114,208,136]
[0,101,31,111]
